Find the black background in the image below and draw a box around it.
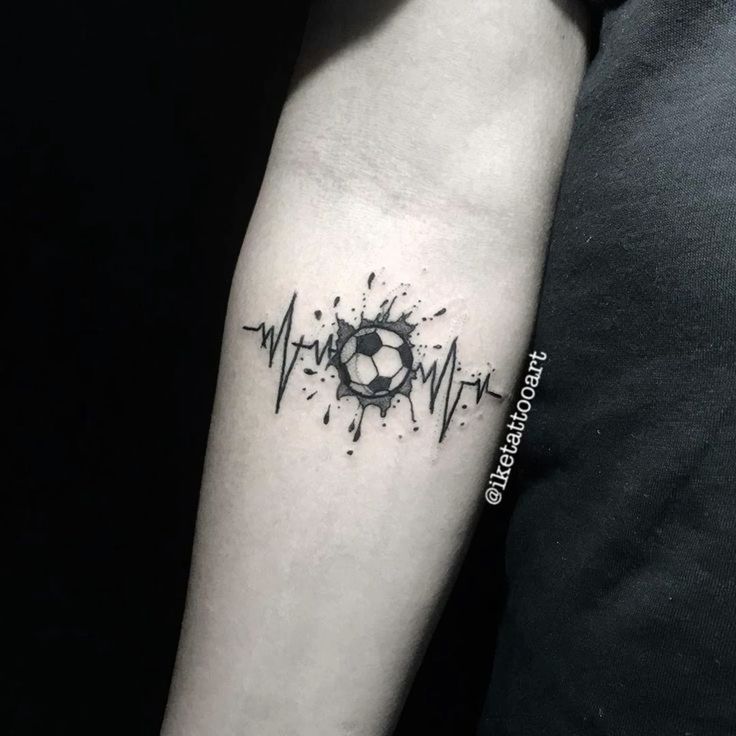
[6,2,513,733]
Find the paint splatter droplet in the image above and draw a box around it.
[367,272,375,289]
[304,368,317,375]
[323,405,331,425]
[314,310,322,320]
[433,308,446,317]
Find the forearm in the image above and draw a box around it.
[162,1,587,734]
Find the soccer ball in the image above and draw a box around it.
[338,326,413,397]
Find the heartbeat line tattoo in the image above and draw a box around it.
[242,273,504,445]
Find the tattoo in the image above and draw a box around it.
[242,272,504,446]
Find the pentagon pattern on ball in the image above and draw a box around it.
[342,327,412,398]
[355,329,382,356]
[331,316,416,419]
[368,375,392,393]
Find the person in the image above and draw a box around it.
[161,1,736,734]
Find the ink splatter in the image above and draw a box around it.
[242,275,504,443]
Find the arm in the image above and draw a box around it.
[161,1,588,734]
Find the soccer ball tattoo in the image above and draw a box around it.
[331,316,415,416]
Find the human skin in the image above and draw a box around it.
[160,1,588,734]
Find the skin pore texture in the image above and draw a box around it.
[161,1,588,735]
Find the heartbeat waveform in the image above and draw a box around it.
[415,338,503,442]
[242,292,336,413]
[243,292,504,442]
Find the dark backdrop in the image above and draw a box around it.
[5,2,512,733]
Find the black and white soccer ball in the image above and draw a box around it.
[337,326,413,397]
